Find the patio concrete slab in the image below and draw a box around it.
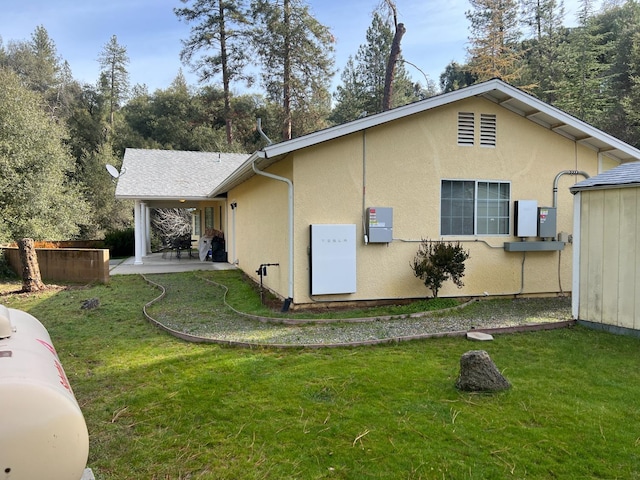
[110,252,236,275]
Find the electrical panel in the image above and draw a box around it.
[366,207,393,243]
[514,200,538,237]
[538,207,557,239]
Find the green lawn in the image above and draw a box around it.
[1,275,639,479]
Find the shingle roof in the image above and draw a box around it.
[115,149,250,200]
[570,161,640,193]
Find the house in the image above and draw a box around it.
[570,162,640,336]
[115,149,249,264]
[118,79,640,310]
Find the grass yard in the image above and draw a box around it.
[1,274,640,479]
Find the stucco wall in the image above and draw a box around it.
[226,160,292,298]
[577,187,640,330]
[230,96,612,306]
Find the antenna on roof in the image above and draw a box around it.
[106,164,126,182]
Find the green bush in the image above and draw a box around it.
[104,228,135,258]
[411,238,470,298]
[0,249,17,280]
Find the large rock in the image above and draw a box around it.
[456,350,511,392]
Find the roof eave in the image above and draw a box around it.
[570,182,640,194]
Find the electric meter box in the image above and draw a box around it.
[514,200,538,237]
[366,207,393,243]
[538,207,557,238]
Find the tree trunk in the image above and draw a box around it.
[219,1,234,146]
[282,0,293,141]
[18,238,45,292]
[382,22,406,111]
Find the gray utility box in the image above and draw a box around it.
[538,207,557,239]
[366,207,393,243]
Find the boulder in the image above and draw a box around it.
[456,350,511,392]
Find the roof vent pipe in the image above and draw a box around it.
[553,170,590,209]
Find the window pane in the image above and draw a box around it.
[205,207,214,229]
[476,182,509,235]
[441,180,474,235]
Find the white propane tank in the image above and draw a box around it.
[0,305,89,480]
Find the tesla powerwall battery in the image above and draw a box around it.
[310,224,357,295]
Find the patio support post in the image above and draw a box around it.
[144,203,151,254]
[134,200,144,265]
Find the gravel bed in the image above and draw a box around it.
[143,274,573,347]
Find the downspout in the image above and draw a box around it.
[254,120,294,311]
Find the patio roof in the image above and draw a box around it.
[115,149,250,201]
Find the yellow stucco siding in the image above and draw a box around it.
[289,97,602,304]
[579,187,640,330]
[227,159,292,297]
[229,96,617,306]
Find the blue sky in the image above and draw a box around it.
[1,0,589,94]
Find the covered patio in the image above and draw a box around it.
[114,149,250,266]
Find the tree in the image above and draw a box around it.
[520,0,566,100]
[439,61,477,93]
[380,0,406,111]
[175,0,251,145]
[98,35,130,126]
[411,239,470,298]
[552,0,614,125]
[0,68,89,290]
[466,0,523,83]
[250,0,335,140]
[331,12,418,123]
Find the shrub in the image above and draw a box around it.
[104,228,135,258]
[411,239,470,298]
[0,249,17,280]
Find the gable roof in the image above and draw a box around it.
[116,149,250,201]
[570,161,640,193]
[211,78,640,196]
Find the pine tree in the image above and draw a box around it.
[466,0,523,83]
[331,12,418,123]
[98,35,130,126]
[520,0,566,100]
[250,0,335,140]
[553,0,614,125]
[175,0,251,145]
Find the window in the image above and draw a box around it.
[194,210,201,236]
[205,207,214,230]
[441,180,510,236]
[457,112,475,146]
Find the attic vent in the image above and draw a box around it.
[457,112,475,146]
[480,113,497,147]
